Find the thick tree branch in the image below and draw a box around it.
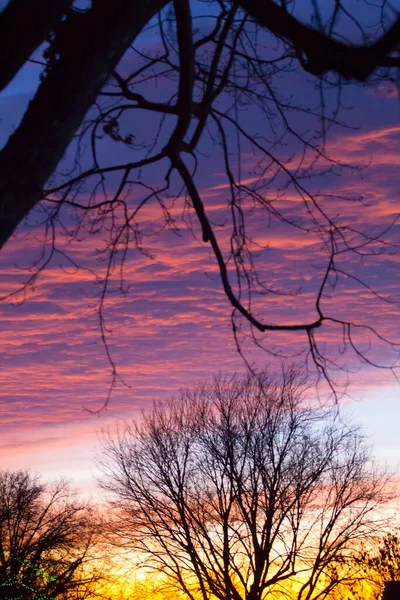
[0,0,73,92]
[0,0,168,250]
[165,0,195,153]
[237,0,400,79]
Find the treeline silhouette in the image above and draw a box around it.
[1,371,398,600]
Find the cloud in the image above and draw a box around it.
[0,102,399,493]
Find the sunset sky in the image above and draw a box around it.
[1,3,400,500]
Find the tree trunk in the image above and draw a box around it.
[382,581,400,600]
[0,0,167,250]
[0,0,72,92]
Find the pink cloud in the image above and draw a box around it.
[0,113,399,494]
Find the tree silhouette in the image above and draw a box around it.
[0,471,102,600]
[348,532,400,600]
[100,370,391,600]
[1,0,399,397]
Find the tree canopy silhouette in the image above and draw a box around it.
[100,370,391,600]
[0,470,101,600]
[352,532,400,600]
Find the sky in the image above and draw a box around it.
[0,2,400,500]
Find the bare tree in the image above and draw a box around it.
[1,1,400,399]
[99,370,391,600]
[0,470,103,600]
